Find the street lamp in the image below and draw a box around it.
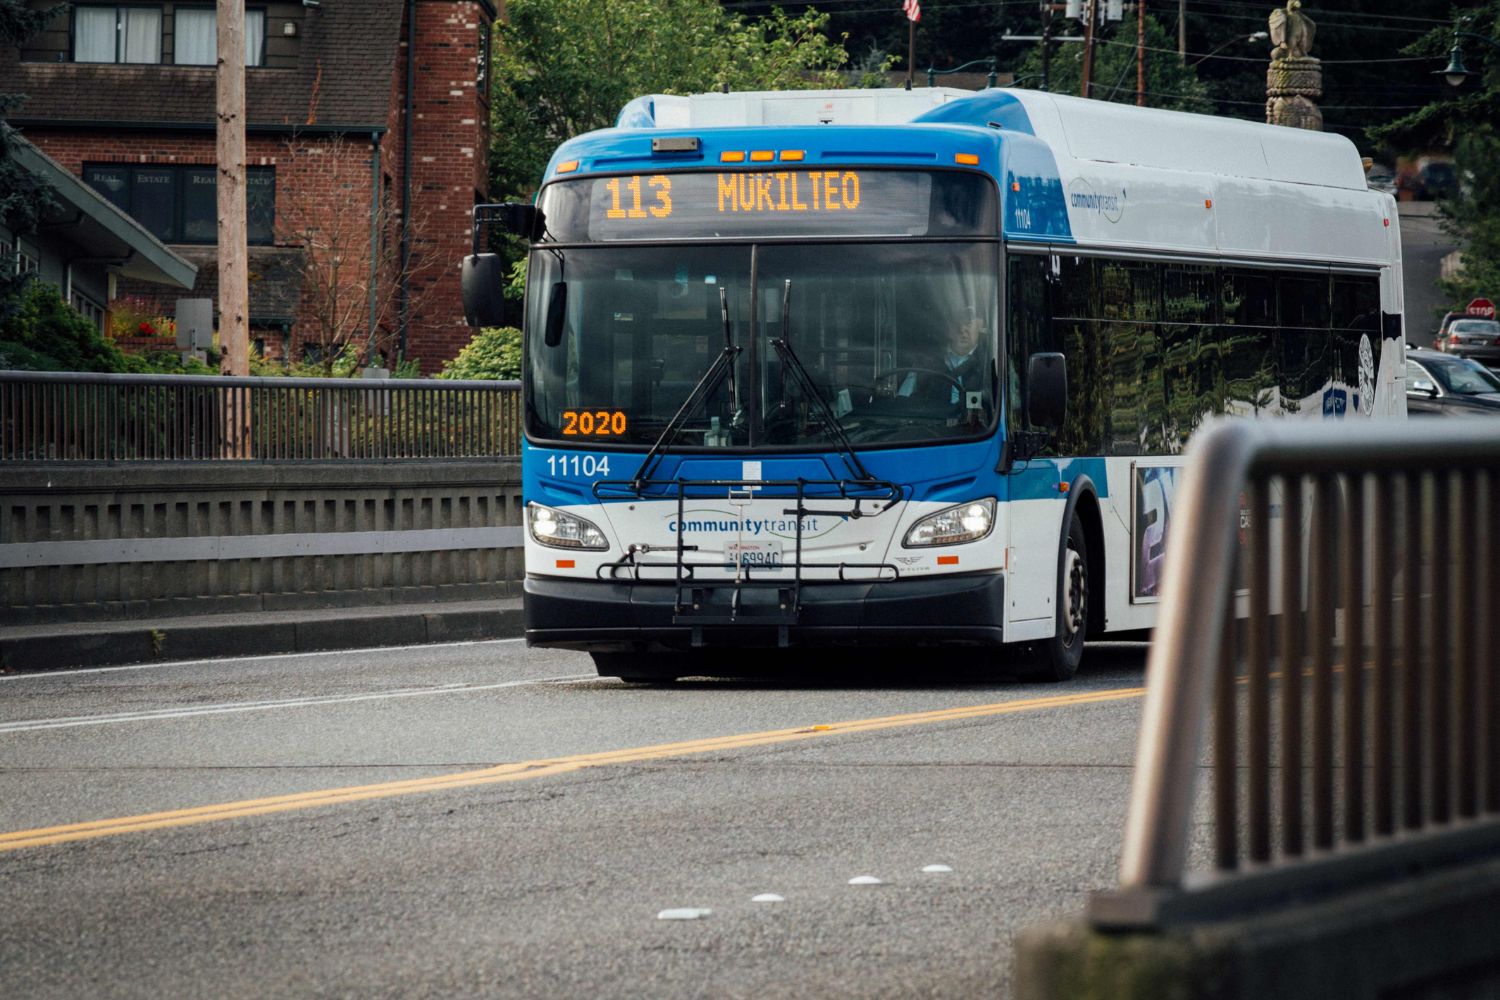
[1188,30,1268,67]
[1438,42,1474,88]
[1435,16,1500,88]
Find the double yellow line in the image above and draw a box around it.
[0,685,1144,853]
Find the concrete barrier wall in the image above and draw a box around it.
[1015,854,1500,1000]
[0,461,523,626]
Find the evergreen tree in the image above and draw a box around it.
[1375,1,1500,312]
[1,2,65,320]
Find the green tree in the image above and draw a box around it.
[438,327,522,381]
[1375,1,1500,313]
[1012,14,1212,112]
[1435,131,1500,306]
[1,2,65,320]
[490,0,851,200]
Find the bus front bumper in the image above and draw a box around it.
[524,571,1006,650]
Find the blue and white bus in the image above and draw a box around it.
[463,87,1405,682]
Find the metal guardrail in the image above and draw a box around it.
[1090,419,1500,929]
[0,371,522,462]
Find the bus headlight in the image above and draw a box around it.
[902,498,996,548]
[528,502,609,550]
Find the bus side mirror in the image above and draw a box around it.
[476,202,546,242]
[461,254,506,328]
[543,281,568,348]
[1027,352,1067,430]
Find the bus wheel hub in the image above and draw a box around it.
[1063,548,1086,636]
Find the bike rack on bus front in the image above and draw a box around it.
[592,477,905,647]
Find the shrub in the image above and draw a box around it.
[438,326,522,380]
[0,281,128,372]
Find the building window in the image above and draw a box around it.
[70,291,107,333]
[174,8,266,67]
[73,5,162,64]
[476,21,490,93]
[16,242,39,274]
[84,163,276,245]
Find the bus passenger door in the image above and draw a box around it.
[1004,458,1063,640]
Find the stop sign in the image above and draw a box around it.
[1467,298,1496,319]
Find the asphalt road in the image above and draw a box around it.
[0,640,1150,999]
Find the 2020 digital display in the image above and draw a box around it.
[560,409,629,437]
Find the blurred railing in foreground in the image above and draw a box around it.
[0,371,522,462]
[1090,419,1500,928]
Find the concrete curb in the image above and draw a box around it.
[0,599,525,673]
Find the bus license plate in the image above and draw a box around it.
[725,541,784,571]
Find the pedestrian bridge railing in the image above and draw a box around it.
[0,371,522,462]
[1090,419,1500,929]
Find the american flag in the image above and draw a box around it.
[903,0,921,22]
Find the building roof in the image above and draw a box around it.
[165,246,308,327]
[3,0,406,132]
[11,137,198,289]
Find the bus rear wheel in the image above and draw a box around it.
[1021,512,1088,682]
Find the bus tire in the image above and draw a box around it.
[1022,512,1089,682]
[590,651,680,684]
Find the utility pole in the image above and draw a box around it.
[1080,0,1098,98]
[1137,0,1147,105]
[1178,0,1186,59]
[217,0,248,378]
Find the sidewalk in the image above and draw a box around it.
[0,598,524,673]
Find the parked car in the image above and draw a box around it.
[1433,313,1500,366]
[1416,159,1458,200]
[1406,349,1500,415]
[1365,162,1396,196]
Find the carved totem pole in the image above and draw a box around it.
[1266,0,1322,130]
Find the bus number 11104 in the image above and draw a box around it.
[545,453,612,478]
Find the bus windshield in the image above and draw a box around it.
[524,241,999,449]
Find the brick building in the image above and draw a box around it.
[3,0,495,371]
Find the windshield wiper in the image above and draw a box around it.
[633,286,741,491]
[768,279,874,482]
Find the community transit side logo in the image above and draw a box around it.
[1066,177,1126,224]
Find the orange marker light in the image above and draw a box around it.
[1205,198,1213,209]
[1012,181,1021,192]
[779,150,805,161]
[556,160,579,174]
[937,555,960,566]
[1058,482,1070,493]
[720,151,746,163]
[955,153,980,166]
[750,150,775,162]
[556,559,576,569]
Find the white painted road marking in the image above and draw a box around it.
[0,637,529,682]
[0,674,594,733]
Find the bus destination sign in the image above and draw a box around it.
[584,170,938,240]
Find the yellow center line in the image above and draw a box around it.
[0,685,1145,853]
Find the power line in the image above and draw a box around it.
[725,0,1451,29]
[1179,0,1449,26]
[1092,35,1437,66]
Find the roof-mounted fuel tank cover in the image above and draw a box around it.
[617,87,980,129]
[651,136,701,153]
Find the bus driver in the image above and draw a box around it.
[898,309,986,407]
